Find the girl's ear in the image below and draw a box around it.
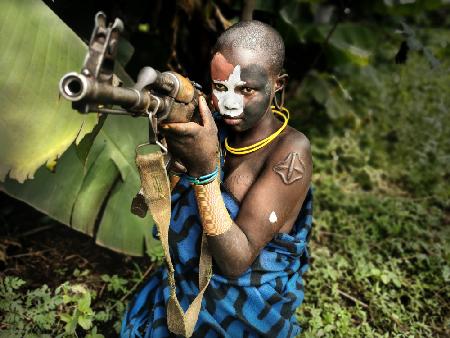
[275,73,288,92]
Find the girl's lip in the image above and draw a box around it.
[222,113,244,119]
[223,117,243,126]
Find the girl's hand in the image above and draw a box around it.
[160,96,219,178]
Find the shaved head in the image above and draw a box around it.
[212,20,285,75]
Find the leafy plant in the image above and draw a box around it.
[295,32,449,336]
[0,271,141,337]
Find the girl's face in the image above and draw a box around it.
[210,49,276,132]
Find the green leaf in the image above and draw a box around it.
[381,0,449,15]
[62,295,72,304]
[392,276,402,288]
[116,38,135,68]
[75,115,107,166]
[77,294,92,314]
[316,24,374,66]
[0,0,97,182]
[6,277,26,290]
[59,313,72,323]
[442,265,450,283]
[380,273,390,285]
[86,326,105,338]
[78,315,93,330]
[64,315,78,334]
[370,268,381,277]
[279,5,375,67]
[1,116,161,255]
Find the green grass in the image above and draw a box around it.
[295,52,450,337]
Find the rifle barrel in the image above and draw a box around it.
[59,72,155,114]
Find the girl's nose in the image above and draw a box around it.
[223,93,241,110]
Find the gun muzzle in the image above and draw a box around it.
[59,72,89,101]
[59,72,157,114]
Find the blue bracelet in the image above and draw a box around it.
[184,166,219,185]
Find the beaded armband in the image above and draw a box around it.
[184,166,219,185]
[194,177,233,236]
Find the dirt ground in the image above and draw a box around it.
[0,191,151,293]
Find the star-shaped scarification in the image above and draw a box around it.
[273,152,305,184]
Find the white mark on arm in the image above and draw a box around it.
[269,211,278,224]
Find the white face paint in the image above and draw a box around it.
[269,211,278,224]
[213,65,246,118]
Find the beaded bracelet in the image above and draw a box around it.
[184,166,219,185]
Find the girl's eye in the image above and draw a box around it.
[213,83,227,91]
[241,87,254,94]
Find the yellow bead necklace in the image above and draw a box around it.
[224,106,290,155]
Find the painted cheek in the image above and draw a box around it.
[245,94,271,118]
[239,65,273,124]
[213,65,245,117]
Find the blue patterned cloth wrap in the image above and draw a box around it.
[121,124,313,338]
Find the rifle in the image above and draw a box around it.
[59,12,202,217]
[59,12,202,145]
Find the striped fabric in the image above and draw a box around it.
[121,124,313,338]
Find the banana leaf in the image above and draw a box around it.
[0,0,161,257]
[0,0,97,182]
[279,3,375,66]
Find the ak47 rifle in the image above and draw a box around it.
[59,11,202,147]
